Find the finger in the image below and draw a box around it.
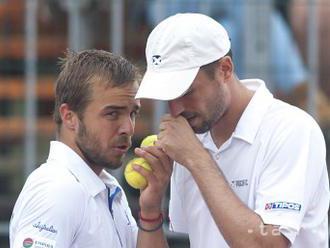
[177,115,190,125]
[160,113,173,122]
[159,119,172,132]
[156,131,165,141]
[155,133,172,158]
[134,147,168,176]
[134,147,173,188]
[143,146,173,175]
[132,164,158,186]
[159,123,165,132]
[131,157,167,188]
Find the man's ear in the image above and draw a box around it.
[219,56,234,80]
[59,103,79,131]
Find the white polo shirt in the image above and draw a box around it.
[10,141,138,248]
[169,79,330,248]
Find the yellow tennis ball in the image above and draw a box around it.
[124,135,157,189]
[124,157,151,189]
[140,134,158,147]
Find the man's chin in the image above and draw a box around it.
[112,162,123,170]
[192,123,211,134]
[104,157,124,170]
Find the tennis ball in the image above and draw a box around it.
[140,134,158,147]
[124,135,157,189]
[124,157,151,189]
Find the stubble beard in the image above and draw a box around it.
[192,93,227,134]
[75,120,123,170]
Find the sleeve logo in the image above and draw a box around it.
[265,201,301,211]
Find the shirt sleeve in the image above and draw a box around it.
[168,163,189,234]
[254,115,329,244]
[10,173,86,248]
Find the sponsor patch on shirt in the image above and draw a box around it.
[22,236,56,248]
[265,201,301,211]
[33,222,58,234]
[23,238,33,248]
[231,179,248,188]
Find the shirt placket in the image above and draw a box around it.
[107,186,123,247]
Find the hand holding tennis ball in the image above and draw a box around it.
[124,158,152,189]
[124,135,158,189]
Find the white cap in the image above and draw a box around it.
[136,13,231,100]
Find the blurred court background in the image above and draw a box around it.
[1,0,330,247]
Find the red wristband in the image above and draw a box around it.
[138,211,163,222]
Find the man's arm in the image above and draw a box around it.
[136,210,169,248]
[133,145,172,248]
[186,152,289,247]
[158,114,290,247]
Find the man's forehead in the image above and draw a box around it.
[92,80,138,94]
[87,82,140,109]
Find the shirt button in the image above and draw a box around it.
[215,154,220,160]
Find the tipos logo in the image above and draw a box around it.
[265,202,301,211]
[23,238,34,248]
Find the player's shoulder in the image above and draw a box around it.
[264,99,321,132]
[10,163,89,246]
[256,99,326,152]
[22,162,88,208]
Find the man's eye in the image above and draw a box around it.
[107,111,119,118]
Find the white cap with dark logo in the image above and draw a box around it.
[136,13,231,100]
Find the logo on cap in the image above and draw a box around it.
[152,55,162,66]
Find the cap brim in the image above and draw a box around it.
[136,67,199,100]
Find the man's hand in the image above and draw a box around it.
[134,145,172,214]
[157,114,208,168]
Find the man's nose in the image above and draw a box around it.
[119,116,135,136]
[168,100,184,117]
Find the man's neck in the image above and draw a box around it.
[58,133,103,176]
[211,82,254,148]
